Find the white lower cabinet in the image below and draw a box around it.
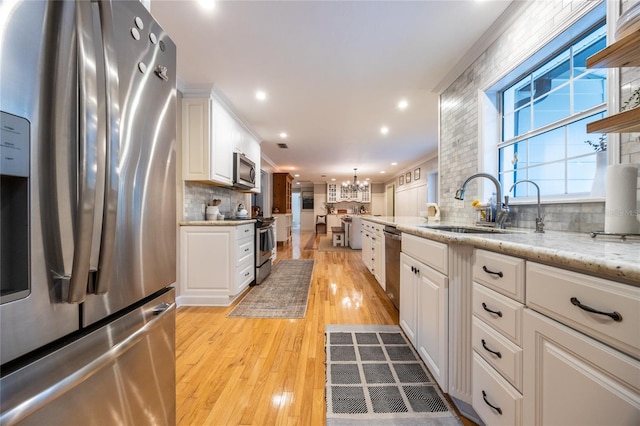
[399,253,417,345]
[473,352,523,425]
[400,243,448,392]
[472,249,525,425]
[361,220,385,290]
[523,309,640,426]
[179,225,254,306]
[273,213,292,245]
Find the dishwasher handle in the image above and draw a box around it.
[383,230,402,240]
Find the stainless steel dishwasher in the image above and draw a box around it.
[384,225,402,310]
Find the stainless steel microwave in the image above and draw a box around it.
[233,152,256,189]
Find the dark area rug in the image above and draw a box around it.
[227,259,315,318]
[326,325,462,425]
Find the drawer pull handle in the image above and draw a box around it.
[482,302,503,318]
[481,339,502,358]
[570,297,622,322]
[482,390,502,415]
[482,265,503,278]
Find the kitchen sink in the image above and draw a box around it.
[418,225,514,234]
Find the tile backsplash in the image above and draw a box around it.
[183,182,250,221]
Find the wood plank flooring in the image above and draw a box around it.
[175,230,474,425]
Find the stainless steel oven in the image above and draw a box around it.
[254,218,275,285]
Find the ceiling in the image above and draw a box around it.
[150,0,512,185]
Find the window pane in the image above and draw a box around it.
[532,84,570,129]
[503,107,532,140]
[502,113,514,141]
[573,26,606,78]
[574,72,606,112]
[528,162,565,195]
[503,76,531,116]
[529,127,564,165]
[532,50,570,99]
[567,113,606,158]
[509,176,536,198]
[514,105,531,137]
[500,170,517,193]
[567,154,597,194]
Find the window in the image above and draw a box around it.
[498,22,607,198]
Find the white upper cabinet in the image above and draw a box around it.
[182,95,261,192]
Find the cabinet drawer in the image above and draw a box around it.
[473,283,523,345]
[526,262,640,359]
[237,223,254,238]
[235,259,254,294]
[473,250,525,302]
[402,233,448,275]
[473,353,523,426]
[237,238,254,265]
[472,317,523,391]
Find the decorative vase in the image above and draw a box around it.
[590,151,607,197]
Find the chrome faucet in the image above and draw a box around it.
[455,173,508,229]
[509,180,544,233]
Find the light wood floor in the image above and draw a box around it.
[175,230,474,425]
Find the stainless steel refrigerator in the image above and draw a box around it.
[0,1,177,424]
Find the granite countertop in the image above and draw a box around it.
[361,216,640,285]
[180,219,256,226]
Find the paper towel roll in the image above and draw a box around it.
[604,164,639,234]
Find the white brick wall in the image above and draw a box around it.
[439,0,639,232]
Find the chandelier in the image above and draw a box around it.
[342,168,369,192]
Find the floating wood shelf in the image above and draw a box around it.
[586,107,640,133]
[586,29,640,68]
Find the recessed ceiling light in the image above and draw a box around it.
[296,182,300,185]
[398,99,408,110]
[331,178,336,181]
[294,174,300,177]
[365,178,370,181]
[380,171,386,174]
[197,0,216,11]
[380,126,389,135]
[279,132,287,139]
[391,162,398,166]
[289,167,295,170]
[255,90,267,101]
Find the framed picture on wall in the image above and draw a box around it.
[301,191,314,210]
[406,172,411,183]
[414,168,420,181]
[399,175,404,186]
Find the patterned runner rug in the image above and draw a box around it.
[228,259,315,318]
[326,325,462,425]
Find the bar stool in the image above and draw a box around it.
[331,226,345,247]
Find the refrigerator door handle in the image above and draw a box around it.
[56,0,101,304]
[93,0,121,295]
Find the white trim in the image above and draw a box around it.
[508,196,605,206]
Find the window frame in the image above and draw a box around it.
[497,20,608,201]
[477,1,618,206]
